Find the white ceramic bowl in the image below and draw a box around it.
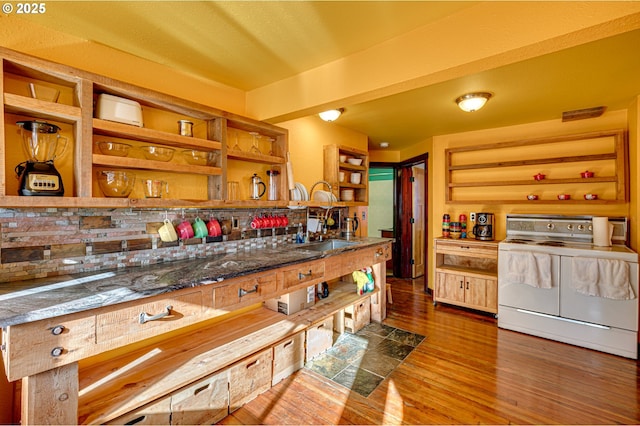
[312,190,331,203]
[339,154,347,163]
[347,158,363,166]
[340,189,354,201]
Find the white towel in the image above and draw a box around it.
[503,251,553,289]
[571,257,634,300]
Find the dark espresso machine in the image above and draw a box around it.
[473,212,495,240]
[15,120,67,196]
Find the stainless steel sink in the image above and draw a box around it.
[297,239,358,252]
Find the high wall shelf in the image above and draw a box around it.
[323,144,369,206]
[445,130,628,204]
[0,47,290,208]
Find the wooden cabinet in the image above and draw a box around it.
[433,238,498,314]
[271,331,305,386]
[323,144,369,205]
[445,130,628,204]
[0,46,289,207]
[4,243,390,425]
[305,316,335,362]
[344,297,371,333]
[229,348,273,413]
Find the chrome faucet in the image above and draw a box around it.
[306,180,333,242]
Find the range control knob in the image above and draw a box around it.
[567,224,574,231]
[547,223,555,230]
[577,224,585,231]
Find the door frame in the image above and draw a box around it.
[371,153,428,289]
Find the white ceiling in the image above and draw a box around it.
[15,1,640,152]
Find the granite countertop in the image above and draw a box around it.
[0,237,390,327]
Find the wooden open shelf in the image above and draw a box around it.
[445,130,628,204]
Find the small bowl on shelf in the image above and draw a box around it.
[527,194,539,200]
[97,141,132,157]
[533,173,546,181]
[584,193,598,200]
[557,194,571,200]
[182,149,218,166]
[141,145,175,162]
[340,189,355,201]
[339,154,348,163]
[581,170,595,178]
[97,171,136,198]
[347,158,363,166]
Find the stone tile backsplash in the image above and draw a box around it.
[0,207,340,283]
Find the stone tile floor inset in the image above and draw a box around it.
[357,349,400,377]
[332,364,384,398]
[374,338,415,361]
[357,322,396,338]
[304,325,425,398]
[387,328,426,347]
[305,352,349,379]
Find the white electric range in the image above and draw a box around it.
[498,214,638,359]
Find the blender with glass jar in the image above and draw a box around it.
[14,120,67,196]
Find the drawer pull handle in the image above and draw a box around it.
[51,325,65,336]
[51,346,64,357]
[139,305,173,324]
[283,340,293,348]
[298,270,312,280]
[246,359,260,369]
[124,416,146,425]
[375,249,384,257]
[239,285,259,297]
[194,383,211,396]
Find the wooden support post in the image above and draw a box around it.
[22,362,78,425]
[371,261,387,322]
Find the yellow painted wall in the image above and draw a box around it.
[277,116,368,191]
[0,15,246,115]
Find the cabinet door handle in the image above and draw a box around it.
[139,305,172,324]
[51,325,65,336]
[50,347,64,357]
[466,281,470,290]
[299,270,312,280]
[239,284,259,297]
[459,280,464,289]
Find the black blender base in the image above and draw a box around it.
[17,161,65,196]
[19,188,64,196]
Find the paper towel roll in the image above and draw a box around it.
[593,216,613,246]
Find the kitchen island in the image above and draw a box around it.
[1,237,391,425]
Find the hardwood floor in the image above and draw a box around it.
[221,277,640,425]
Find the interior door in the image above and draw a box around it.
[412,165,425,278]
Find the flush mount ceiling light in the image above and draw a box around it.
[379,142,389,148]
[319,108,344,122]
[455,92,493,112]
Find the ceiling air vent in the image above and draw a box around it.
[562,106,606,122]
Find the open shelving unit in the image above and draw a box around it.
[445,130,628,204]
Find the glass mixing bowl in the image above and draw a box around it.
[140,145,175,162]
[98,171,136,197]
[182,149,218,166]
